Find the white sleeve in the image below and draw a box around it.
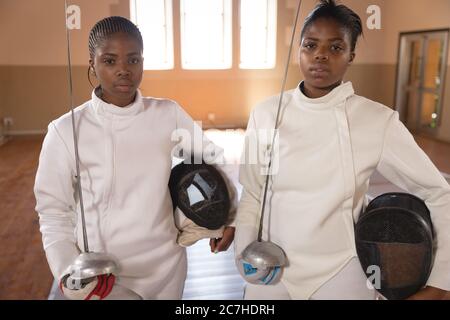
[376,111,450,291]
[234,111,264,256]
[172,103,238,226]
[34,122,81,281]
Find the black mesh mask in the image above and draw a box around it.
[169,160,230,230]
[355,193,435,300]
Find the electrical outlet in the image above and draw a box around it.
[3,117,13,127]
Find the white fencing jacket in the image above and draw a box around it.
[235,81,450,299]
[34,90,234,299]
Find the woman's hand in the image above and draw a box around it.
[210,226,235,253]
[406,286,448,300]
[60,274,115,300]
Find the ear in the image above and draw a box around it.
[348,52,356,65]
[89,59,96,76]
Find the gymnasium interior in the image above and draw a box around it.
[0,0,450,300]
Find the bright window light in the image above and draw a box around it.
[180,0,232,70]
[130,0,174,70]
[240,0,277,69]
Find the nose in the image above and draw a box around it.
[116,61,131,77]
[314,46,329,62]
[315,53,329,62]
[117,69,130,77]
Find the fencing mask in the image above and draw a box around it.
[355,193,435,300]
[169,160,230,230]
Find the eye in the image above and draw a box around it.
[103,58,115,65]
[302,42,316,50]
[129,57,141,64]
[331,45,344,52]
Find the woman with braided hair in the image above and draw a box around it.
[235,0,450,300]
[34,16,236,300]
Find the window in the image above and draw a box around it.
[180,0,232,70]
[130,0,174,70]
[130,0,277,70]
[240,0,277,69]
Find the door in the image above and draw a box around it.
[395,30,449,134]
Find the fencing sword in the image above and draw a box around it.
[63,0,117,283]
[238,0,303,284]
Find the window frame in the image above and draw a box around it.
[239,0,277,70]
[180,0,233,70]
[130,0,174,70]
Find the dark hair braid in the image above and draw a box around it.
[88,16,143,59]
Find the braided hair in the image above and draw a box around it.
[301,0,363,51]
[88,16,143,59]
[87,16,143,88]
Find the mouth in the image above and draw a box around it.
[309,65,330,77]
[115,82,134,92]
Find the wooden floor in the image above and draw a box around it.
[1,133,450,300]
[0,135,53,299]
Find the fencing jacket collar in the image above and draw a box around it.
[294,81,355,110]
[91,87,144,118]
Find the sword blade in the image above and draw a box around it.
[64,0,89,253]
[258,0,303,242]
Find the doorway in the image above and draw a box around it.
[395,29,449,135]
